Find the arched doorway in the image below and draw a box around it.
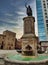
[1,41,4,49]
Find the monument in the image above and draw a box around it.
[4,2,48,65]
[21,5,38,56]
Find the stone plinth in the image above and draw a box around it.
[23,16,35,34]
[22,34,38,56]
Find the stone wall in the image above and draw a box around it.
[4,60,48,65]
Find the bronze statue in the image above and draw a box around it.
[25,4,32,16]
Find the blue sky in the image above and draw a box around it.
[0,0,38,39]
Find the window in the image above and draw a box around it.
[45,13,47,15]
[46,20,48,23]
[43,3,46,6]
[46,24,48,27]
[43,1,45,2]
[1,42,4,49]
[44,4,46,8]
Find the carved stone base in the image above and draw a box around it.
[21,34,38,56]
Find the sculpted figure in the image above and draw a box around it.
[25,4,32,16]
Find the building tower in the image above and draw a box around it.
[36,0,48,41]
[3,30,16,50]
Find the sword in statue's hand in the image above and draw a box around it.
[25,2,27,8]
[25,0,29,8]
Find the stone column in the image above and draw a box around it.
[23,16,35,35]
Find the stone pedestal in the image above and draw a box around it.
[22,34,38,56]
[23,16,35,34]
[22,16,38,56]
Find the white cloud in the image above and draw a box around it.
[16,11,26,15]
[5,13,13,16]
[12,28,23,39]
[0,18,17,24]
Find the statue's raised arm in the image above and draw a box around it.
[25,3,28,8]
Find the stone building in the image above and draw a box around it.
[15,39,22,49]
[41,41,48,52]
[0,34,6,49]
[3,30,16,50]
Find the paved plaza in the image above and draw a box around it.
[0,50,17,65]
